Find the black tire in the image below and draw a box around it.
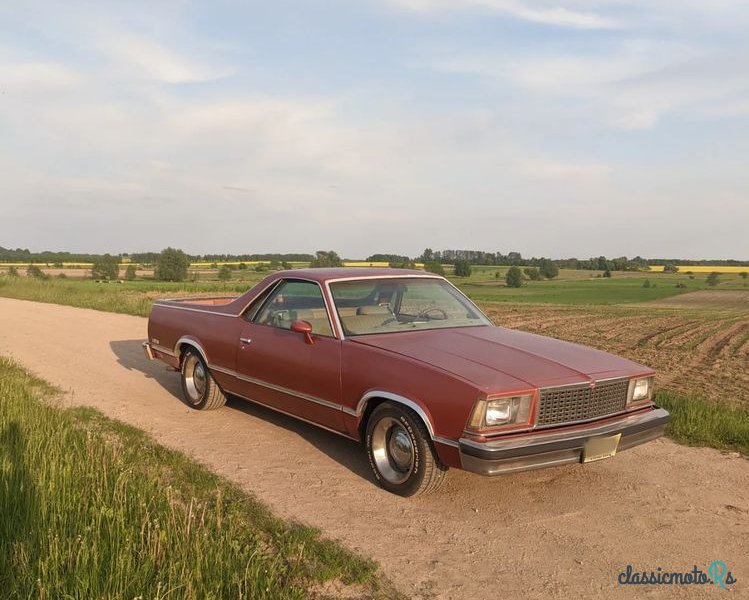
[180,349,227,410]
[365,402,447,497]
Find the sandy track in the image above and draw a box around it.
[1,297,747,599]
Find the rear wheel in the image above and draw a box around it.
[365,402,447,496]
[180,350,226,410]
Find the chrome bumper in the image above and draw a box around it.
[459,408,670,476]
[142,341,155,360]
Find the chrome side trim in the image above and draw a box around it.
[153,303,238,317]
[227,389,359,442]
[354,391,437,440]
[151,343,176,357]
[433,435,460,448]
[209,364,343,412]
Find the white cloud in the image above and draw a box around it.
[96,32,233,83]
[383,0,621,29]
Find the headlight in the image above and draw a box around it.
[628,376,654,404]
[468,394,533,430]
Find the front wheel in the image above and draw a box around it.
[365,403,447,497]
[180,350,227,410]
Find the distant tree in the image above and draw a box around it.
[424,261,445,276]
[309,250,342,268]
[155,247,190,282]
[389,257,416,269]
[538,258,559,279]
[420,248,435,263]
[740,272,748,280]
[524,267,542,281]
[281,261,292,270]
[603,269,612,278]
[7,266,19,277]
[91,254,120,280]
[706,272,720,287]
[642,279,651,288]
[124,264,137,281]
[506,266,523,288]
[26,265,48,279]
[454,260,472,277]
[218,265,232,281]
[238,262,248,270]
[663,264,679,274]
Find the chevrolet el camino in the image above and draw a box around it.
[143,268,669,496]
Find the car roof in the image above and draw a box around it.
[275,267,441,283]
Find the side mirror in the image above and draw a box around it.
[290,320,314,345]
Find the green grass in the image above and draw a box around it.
[0,276,266,317]
[0,357,396,599]
[656,390,749,455]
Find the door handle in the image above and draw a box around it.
[240,337,252,345]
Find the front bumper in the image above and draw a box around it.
[459,407,670,476]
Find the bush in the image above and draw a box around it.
[309,251,342,268]
[740,272,748,280]
[217,265,232,281]
[238,263,248,270]
[538,258,559,279]
[706,272,720,287]
[642,279,651,288]
[91,254,120,281]
[124,264,137,281]
[603,269,612,278]
[56,273,67,279]
[7,266,19,277]
[424,261,445,276]
[524,267,541,281]
[155,248,190,282]
[663,264,679,273]
[26,265,48,279]
[254,264,268,272]
[676,282,687,288]
[506,266,523,288]
[453,260,472,277]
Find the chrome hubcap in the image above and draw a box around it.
[371,417,415,484]
[184,356,207,404]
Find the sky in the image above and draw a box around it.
[1,1,748,260]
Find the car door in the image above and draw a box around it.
[233,279,344,432]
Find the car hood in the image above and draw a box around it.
[351,325,651,392]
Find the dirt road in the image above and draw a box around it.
[1,297,747,599]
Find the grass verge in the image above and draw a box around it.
[656,390,749,455]
[0,357,397,599]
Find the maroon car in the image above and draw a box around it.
[143,268,669,496]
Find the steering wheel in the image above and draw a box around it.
[414,307,448,321]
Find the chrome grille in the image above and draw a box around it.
[537,379,628,427]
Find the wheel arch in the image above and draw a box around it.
[356,391,436,441]
[174,336,210,367]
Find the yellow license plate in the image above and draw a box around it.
[583,434,622,463]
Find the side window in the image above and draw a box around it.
[253,280,334,337]
[242,284,279,322]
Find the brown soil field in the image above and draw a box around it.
[482,290,749,407]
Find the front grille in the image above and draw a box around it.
[537,379,629,427]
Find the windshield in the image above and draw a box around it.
[329,277,491,336]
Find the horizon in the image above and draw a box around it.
[1,245,748,263]
[1,1,748,258]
